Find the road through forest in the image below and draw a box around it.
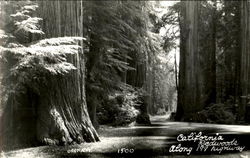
[3,114,250,158]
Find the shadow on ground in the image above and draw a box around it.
[2,114,250,158]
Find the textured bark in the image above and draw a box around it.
[86,91,99,129]
[1,91,39,150]
[86,35,100,129]
[2,1,99,149]
[176,1,219,121]
[206,1,217,105]
[240,0,250,122]
[37,0,99,143]
[36,53,99,145]
[146,52,154,115]
[176,1,201,121]
[85,2,103,129]
[174,52,178,91]
[136,62,151,124]
[1,1,100,150]
[1,53,99,150]
[214,2,241,104]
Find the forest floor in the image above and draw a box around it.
[2,113,250,158]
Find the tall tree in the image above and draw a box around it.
[84,1,145,128]
[83,1,155,125]
[216,1,241,104]
[176,1,220,121]
[176,1,201,121]
[38,0,100,143]
[201,1,217,105]
[1,1,99,150]
[240,0,250,122]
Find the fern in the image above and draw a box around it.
[0,2,87,98]
[14,17,44,35]
[32,37,87,46]
[10,3,43,35]
[1,37,85,76]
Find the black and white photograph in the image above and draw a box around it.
[0,0,250,157]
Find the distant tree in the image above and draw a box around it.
[199,1,217,105]
[216,1,241,104]
[83,1,146,128]
[79,1,157,126]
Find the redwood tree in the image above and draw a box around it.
[239,0,250,122]
[176,1,201,121]
[0,1,99,150]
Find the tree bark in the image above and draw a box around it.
[176,1,201,121]
[174,51,178,91]
[1,1,99,149]
[239,0,250,122]
[207,1,217,105]
[84,1,104,129]
[86,32,101,129]
[38,0,100,143]
[36,53,99,145]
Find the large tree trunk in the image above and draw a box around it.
[86,32,101,129]
[1,52,99,150]
[1,1,99,150]
[85,2,104,129]
[176,1,201,121]
[240,0,250,123]
[38,0,100,143]
[36,53,99,145]
[206,1,217,105]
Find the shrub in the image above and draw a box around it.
[97,87,140,126]
[191,103,236,124]
[156,107,166,115]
